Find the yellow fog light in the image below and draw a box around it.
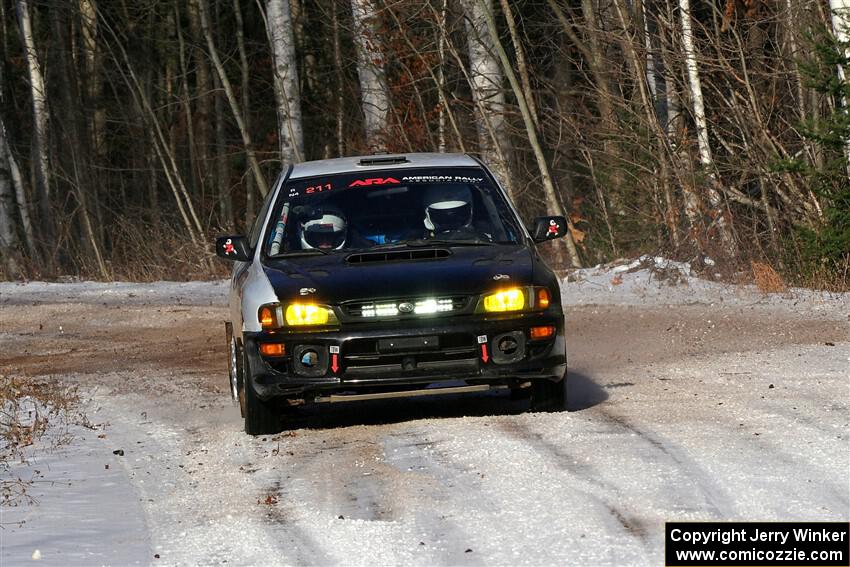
[285,303,331,326]
[483,288,526,312]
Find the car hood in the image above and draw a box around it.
[263,245,534,304]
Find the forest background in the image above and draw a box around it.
[0,0,848,289]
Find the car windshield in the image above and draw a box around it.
[264,167,523,256]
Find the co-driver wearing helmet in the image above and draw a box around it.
[422,185,492,241]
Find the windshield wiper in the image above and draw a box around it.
[416,238,497,247]
[367,238,496,250]
[270,248,333,258]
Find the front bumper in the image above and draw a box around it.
[244,310,567,399]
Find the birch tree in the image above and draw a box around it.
[829,0,850,173]
[16,0,51,239]
[460,0,511,188]
[350,0,390,151]
[0,120,20,276]
[678,0,737,255]
[266,0,304,164]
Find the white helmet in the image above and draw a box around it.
[299,209,347,250]
[423,186,473,232]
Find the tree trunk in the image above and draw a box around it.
[16,0,52,249]
[188,0,212,192]
[678,0,737,255]
[266,0,304,164]
[197,0,270,197]
[175,5,200,199]
[460,0,512,189]
[0,118,35,257]
[477,0,581,267]
[350,0,390,151]
[546,0,626,211]
[100,16,205,243]
[498,0,539,131]
[332,1,345,157]
[49,6,108,279]
[79,0,105,163]
[214,71,232,228]
[232,0,255,223]
[829,0,850,175]
[0,118,21,277]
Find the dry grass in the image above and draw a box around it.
[751,261,788,293]
[1,376,93,506]
[800,255,850,293]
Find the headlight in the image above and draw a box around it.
[258,302,338,329]
[285,303,333,326]
[479,287,553,313]
[483,288,526,312]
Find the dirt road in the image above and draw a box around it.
[1,277,847,565]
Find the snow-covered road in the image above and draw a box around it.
[1,262,848,565]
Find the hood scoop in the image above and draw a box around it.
[346,248,451,265]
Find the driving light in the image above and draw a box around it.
[483,288,525,312]
[285,303,331,326]
[415,298,454,314]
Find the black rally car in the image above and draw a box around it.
[217,153,569,434]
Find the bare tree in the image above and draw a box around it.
[265,0,304,164]
[679,0,737,255]
[350,0,390,151]
[0,118,21,276]
[476,0,581,267]
[459,0,511,187]
[829,0,850,173]
[16,0,51,243]
[197,0,270,197]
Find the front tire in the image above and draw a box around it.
[227,328,244,416]
[242,352,283,435]
[529,374,567,412]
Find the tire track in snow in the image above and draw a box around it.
[263,423,480,565]
[592,407,738,518]
[406,416,650,565]
[494,417,652,547]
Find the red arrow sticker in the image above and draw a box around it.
[331,353,339,373]
[481,344,489,363]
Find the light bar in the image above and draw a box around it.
[360,303,399,317]
[414,298,454,314]
[358,297,458,317]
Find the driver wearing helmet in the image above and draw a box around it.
[423,185,491,241]
[299,207,348,250]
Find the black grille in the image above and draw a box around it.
[346,249,450,264]
[341,333,478,380]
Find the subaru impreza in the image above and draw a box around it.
[217,153,568,434]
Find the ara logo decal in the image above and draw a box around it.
[492,274,510,281]
[223,238,236,255]
[349,177,400,187]
[547,220,560,236]
[299,287,316,296]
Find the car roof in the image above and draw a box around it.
[288,153,481,180]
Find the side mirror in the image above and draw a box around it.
[215,235,252,262]
[531,216,568,243]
